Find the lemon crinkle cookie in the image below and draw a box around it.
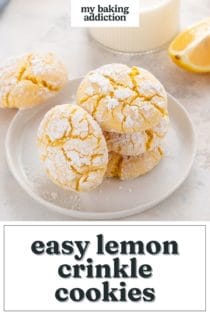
[37,104,108,192]
[0,52,68,109]
[105,115,169,156]
[106,147,163,180]
[77,64,168,133]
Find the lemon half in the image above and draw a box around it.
[169,18,210,73]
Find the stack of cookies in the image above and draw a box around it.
[77,64,169,180]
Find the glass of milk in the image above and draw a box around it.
[90,0,180,53]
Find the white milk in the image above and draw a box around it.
[90,0,180,53]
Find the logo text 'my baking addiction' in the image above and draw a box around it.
[81,5,130,22]
[31,234,179,303]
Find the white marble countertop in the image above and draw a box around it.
[0,0,210,221]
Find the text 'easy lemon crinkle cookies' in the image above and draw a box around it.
[37,104,108,192]
[77,64,168,133]
[0,52,68,109]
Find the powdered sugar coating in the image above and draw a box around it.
[105,131,147,156]
[105,115,169,156]
[114,87,133,99]
[88,73,111,93]
[106,146,163,180]
[105,96,119,109]
[77,64,168,133]
[37,104,108,192]
[0,52,68,109]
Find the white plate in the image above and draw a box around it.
[6,78,196,220]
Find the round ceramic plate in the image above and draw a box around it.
[6,78,196,220]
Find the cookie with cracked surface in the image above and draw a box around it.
[104,115,169,156]
[106,147,163,180]
[0,52,68,109]
[37,104,108,192]
[77,64,168,133]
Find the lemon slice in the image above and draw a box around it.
[169,18,210,73]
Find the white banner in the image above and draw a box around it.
[70,0,140,27]
[0,222,207,313]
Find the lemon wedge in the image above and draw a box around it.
[169,18,210,73]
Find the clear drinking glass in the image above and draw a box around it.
[89,0,180,54]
